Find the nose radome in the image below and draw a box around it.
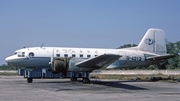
[5,57,10,63]
[5,56,12,63]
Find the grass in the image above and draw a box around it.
[0,72,18,76]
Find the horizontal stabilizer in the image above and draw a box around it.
[146,54,175,60]
[76,54,121,69]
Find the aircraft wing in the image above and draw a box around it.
[146,54,175,60]
[76,54,121,69]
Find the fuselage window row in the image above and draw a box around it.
[56,54,95,58]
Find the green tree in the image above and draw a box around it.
[118,44,137,49]
[0,64,17,70]
[166,41,180,69]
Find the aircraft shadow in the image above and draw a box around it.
[34,81,73,84]
[92,80,148,90]
[33,79,148,90]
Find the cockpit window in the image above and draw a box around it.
[29,52,34,58]
[17,52,25,57]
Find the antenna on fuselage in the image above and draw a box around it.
[41,43,44,48]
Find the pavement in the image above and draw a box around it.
[0,76,180,101]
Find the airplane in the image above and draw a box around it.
[5,28,175,84]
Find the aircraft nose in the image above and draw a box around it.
[5,57,10,63]
[5,56,14,63]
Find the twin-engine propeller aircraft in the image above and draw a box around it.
[5,28,174,84]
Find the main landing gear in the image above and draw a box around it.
[70,77,77,81]
[70,72,77,82]
[27,78,33,83]
[82,78,90,84]
[70,77,90,84]
[82,72,90,84]
[70,72,91,84]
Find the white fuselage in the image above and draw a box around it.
[5,47,161,72]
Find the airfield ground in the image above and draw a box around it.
[0,76,179,101]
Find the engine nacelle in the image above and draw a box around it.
[51,58,70,73]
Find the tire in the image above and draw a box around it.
[71,77,77,81]
[82,78,90,84]
[27,78,33,83]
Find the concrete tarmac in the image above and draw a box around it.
[0,76,180,101]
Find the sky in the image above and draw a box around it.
[0,0,180,65]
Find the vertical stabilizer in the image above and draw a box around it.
[138,28,166,54]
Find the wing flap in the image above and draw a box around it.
[76,54,121,69]
[147,54,175,60]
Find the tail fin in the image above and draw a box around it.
[138,28,167,55]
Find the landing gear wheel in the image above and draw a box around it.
[27,78,33,83]
[82,78,90,84]
[82,71,91,84]
[70,77,77,81]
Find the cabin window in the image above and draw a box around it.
[80,54,83,57]
[56,54,60,57]
[95,55,98,57]
[87,55,91,58]
[22,52,25,57]
[64,54,68,57]
[14,52,17,55]
[29,52,34,58]
[72,54,76,57]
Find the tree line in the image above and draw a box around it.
[0,41,180,70]
[0,64,17,70]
